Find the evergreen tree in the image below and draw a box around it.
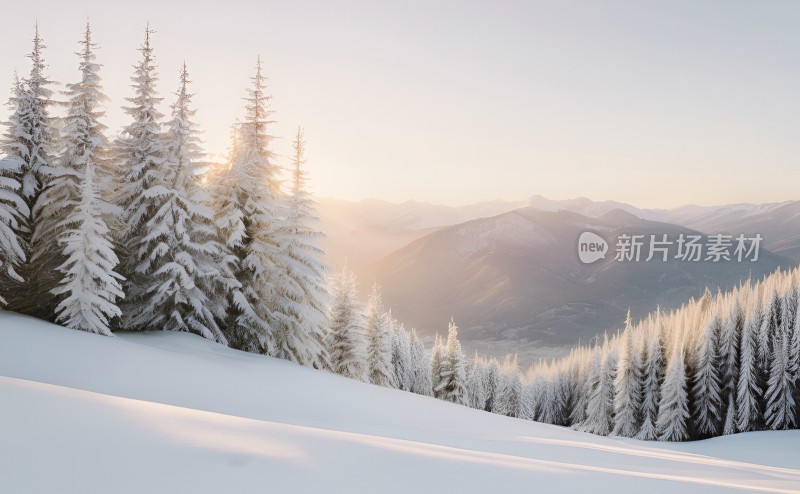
[494,356,522,417]
[737,299,764,432]
[8,24,58,315]
[124,63,233,343]
[50,24,122,335]
[719,291,742,435]
[364,285,395,387]
[612,314,643,437]
[408,328,432,396]
[212,57,284,353]
[390,318,413,390]
[637,316,663,440]
[483,358,501,412]
[274,127,329,366]
[581,335,616,435]
[52,160,123,335]
[0,78,30,305]
[117,25,166,327]
[657,325,690,441]
[430,333,445,399]
[765,328,796,430]
[691,305,723,437]
[435,319,468,405]
[326,266,367,381]
[466,355,487,410]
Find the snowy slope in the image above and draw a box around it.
[1,312,800,494]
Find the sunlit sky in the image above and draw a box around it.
[3,1,799,208]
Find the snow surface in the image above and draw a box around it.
[1,311,799,493]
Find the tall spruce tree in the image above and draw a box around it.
[691,304,723,437]
[0,78,30,304]
[435,319,468,405]
[657,322,690,441]
[273,127,329,366]
[117,25,166,328]
[8,24,59,316]
[612,314,643,437]
[326,266,367,381]
[212,57,284,352]
[364,285,395,387]
[50,24,123,335]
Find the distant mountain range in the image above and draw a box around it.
[317,196,800,364]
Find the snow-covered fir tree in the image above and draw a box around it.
[495,355,524,418]
[465,355,487,410]
[737,294,764,432]
[408,328,432,396]
[364,285,395,387]
[636,313,663,440]
[50,24,123,335]
[691,298,723,437]
[211,57,285,353]
[326,266,367,381]
[273,127,329,367]
[6,25,58,315]
[765,326,796,430]
[580,334,616,435]
[719,290,742,435]
[117,25,166,327]
[657,319,690,441]
[430,334,445,399]
[389,316,412,390]
[123,63,234,343]
[0,78,30,305]
[611,313,643,437]
[52,159,123,335]
[434,319,468,405]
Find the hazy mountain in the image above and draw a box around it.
[528,195,800,260]
[362,207,795,364]
[317,197,525,275]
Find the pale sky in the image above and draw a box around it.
[2,1,799,208]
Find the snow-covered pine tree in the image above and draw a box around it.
[465,354,487,410]
[691,300,723,437]
[483,358,501,412]
[408,328,432,396]
[435,319,468,405]
[389,317,412,390]
[612,312,643,437]
[211,57,285,353]
[765,325,796,430]
[364,285,395,387]
[7,25,59,316]
[117,25,166,326]
[430,333,445,399]
[580,334,616,435]
[719,289,743,435]
[636,314,663,440]
[737,292,764,432]
[758,286,781,373]
[568,346,591,427]
[274,127,329,367]
[657,318,690,441]
[0,78,30,305]
[52,159,123,335]
[123,63,234,343]
[50,24,123,335]
[494,355,522,417]
[326,266,367,381]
